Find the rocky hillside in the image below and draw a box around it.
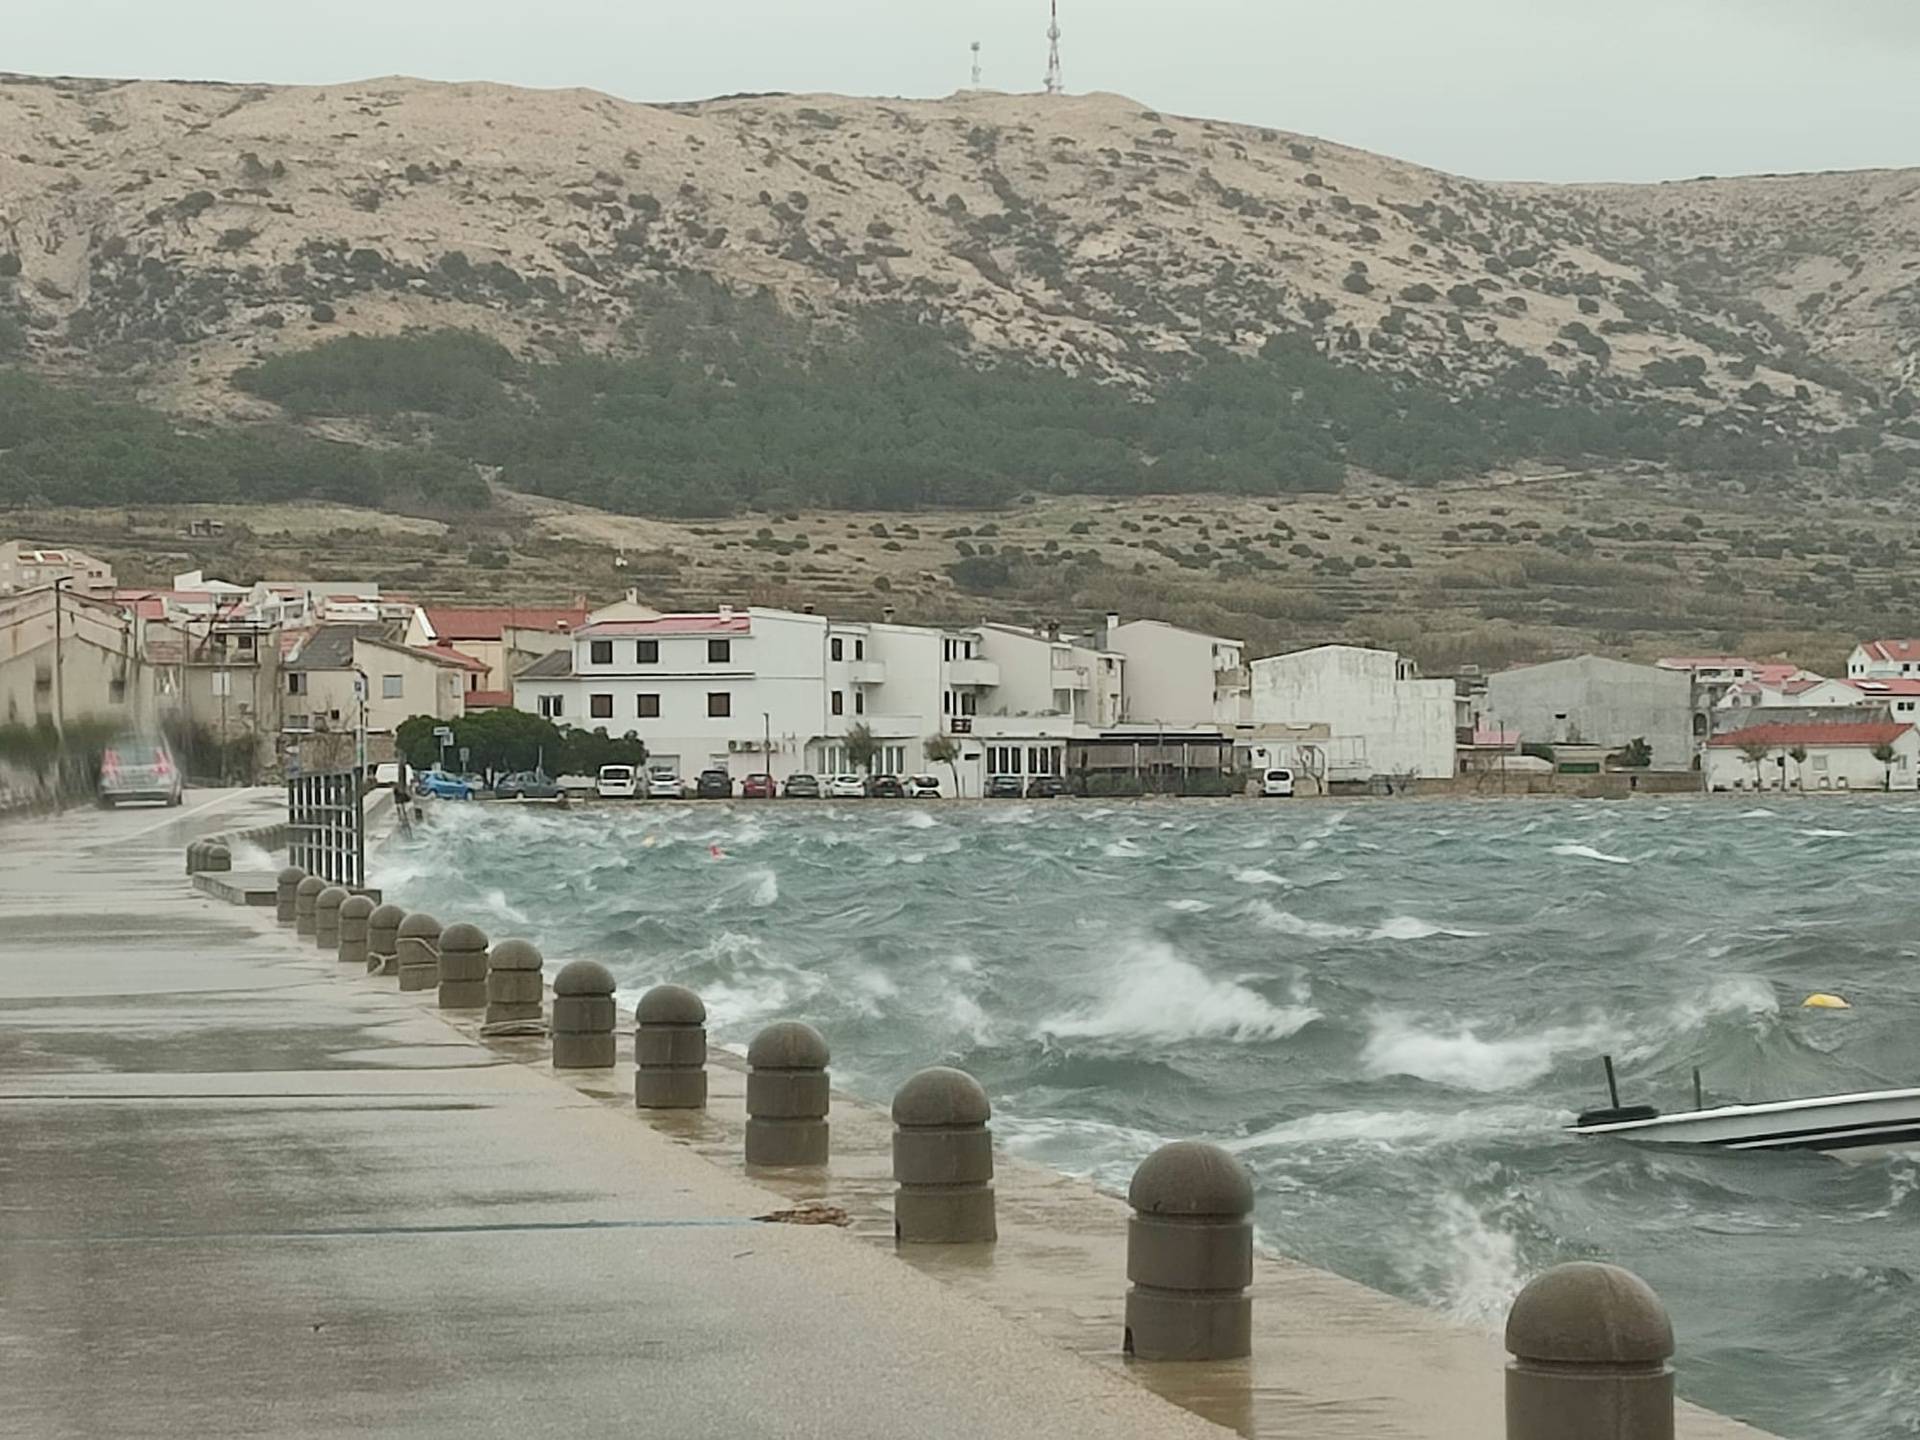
[1,71,1914,437]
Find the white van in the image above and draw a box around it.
[597,764,639,799]
[1262,767,1296,798]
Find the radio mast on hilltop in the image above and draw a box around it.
[970,40,983,89]
[1044,1,1063,95]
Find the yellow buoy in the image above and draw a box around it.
[1802,992,1851,1010]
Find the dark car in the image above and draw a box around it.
[866,774,906,799]
[493,771,561,800]
[1025,775,1070,799]
[695,769,735,799]
[985,774,1025,799]
[783,773,822,799]
[741,773,777,799]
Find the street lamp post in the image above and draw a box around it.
[763,711,772,781]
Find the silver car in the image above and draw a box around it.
[98,735,184,807]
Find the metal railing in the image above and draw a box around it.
[287,770,365,888]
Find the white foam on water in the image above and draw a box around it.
[1370,916,1487,941]
[1246,900,1363,940]
[1104,839,1144,858]
[900,810,939,830]
[1165,898,1213,913]
[480,888,530,925]
[1427,1193,1526,1328]
[1233,867,1291,887]
[1548,842,1634,865]
[747,868,779,907]
[1361,1013,1615,1091]
[1229,1103,1559,1153]
[1039,941,1319,1044]
[1799,827,1853,839]
[227,838,276,872]
[1739,808,1778,819]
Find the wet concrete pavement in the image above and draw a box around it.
[0,791,1232,1439]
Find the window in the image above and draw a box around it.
[831,638,844,662]
[637,693,660,719]
[943,639,954,661]
[708,639,731,664]
[591,693,614,719]
[590,640,613,665]
[987,745,1020,775]
[538,694,564,719]
[943,692,952,714]
[960,692,977,716]
[109,677,127,704]
[636,639,659,664]
[287,673,307,696]
[832,690,844,716]
[707,692,731,717]
[382,674,404,699]
[855,639,865,660]
[855,692,866,715]
[212,671,232,698]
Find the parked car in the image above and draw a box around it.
[985,774,1026,799]
[904,774,943,798]
[826,774,867,799]
[416,768,477,800]
[741,773,777,799]
[648,769,686,799]
[596,764,638,799]
[1261,767,1297,798]
[696,769,734,799]
[97,733,183,808]
[494,771,562,800]
[782,773,822,799]
[1025,774,1070,799]
[866,774,906,799]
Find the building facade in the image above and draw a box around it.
[1705,721,1918,792]
[1247,645,1455,780]
[283,626,475,770]
[1487,655,1694,771]
[1849,640,1920,680]
[1105,617,1248,726]
[0,542,116,596]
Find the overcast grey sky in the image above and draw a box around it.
[10,0,1917,182]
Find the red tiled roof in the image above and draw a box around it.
[463,689,512,709]
[424,606,588,641]
[415,643,491,672]
[1751,663,1805,686]
[578,614,752,637]
[1857,640,1920,663]
[1851,678,1920,696]
[1708,722,1912,749]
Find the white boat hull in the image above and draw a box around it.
[1571,1086,1920,1162]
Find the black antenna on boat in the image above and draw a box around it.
[1602,1054,1620,1109]
[1693,1067,1704,1111]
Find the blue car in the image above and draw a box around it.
[414,769,476,800]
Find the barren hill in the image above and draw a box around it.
[1,71,1914,433]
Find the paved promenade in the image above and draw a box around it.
[0,791,1227,1439]
[1,790,1774,1439]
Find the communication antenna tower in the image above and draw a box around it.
[1044,1,1063,96]
[970,40,982,89]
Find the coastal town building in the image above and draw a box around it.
[0,584,148,732]
[282,625,478,769]
[1704,721,1918,792]
[0,541,116,596]
[1246,645,1455,781]
[1849,640,1920,681]
[1486,656,1694,771]
[1103,616,1249,726]
[403,605,588,707]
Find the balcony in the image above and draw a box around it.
[1051,664,1091,691]
[1214,665,1249,691]
[848,659,888,686]
[947,658,1000,688]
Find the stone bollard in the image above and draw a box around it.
[205,843,232,874]
[186,840,205,875]
[635,984,708,1109]
[1506,1262,1674,1440]
[396,912,442,992]
[745,1021,830,1167]
[294,876,326,938]
[275,866,306,925]
[336,895,374,968]
[1124,1140,1255,1361]
[436,923,490,1010]
[485,939,545,1025]
[313,886,348,951]
[552,960,617,1068]
[366,903,405,975]
[892,1067,996,1244]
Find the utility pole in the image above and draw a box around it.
[763,711,772,781]
[51,576,69,740]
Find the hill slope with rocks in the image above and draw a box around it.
[1,70,1914,444]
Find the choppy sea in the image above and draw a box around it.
[378,797,1920,1440]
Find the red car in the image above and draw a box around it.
[741,773,777,799]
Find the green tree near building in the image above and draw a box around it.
[925,733,963,795]
[843,722,879,775]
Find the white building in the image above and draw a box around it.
[1247,645,1456,781]
[1487,655,1693,771]
[973,623,1123,729]
[0,541,116,596]
[1705,721,1919,792]
[1104,616,1248,726]
[1849,640,1920,681]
